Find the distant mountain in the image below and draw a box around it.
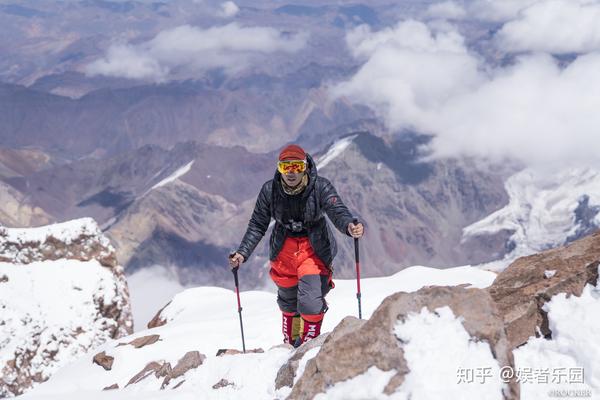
[0,68,371,158]
[0,131,520,287]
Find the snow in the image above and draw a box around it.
[151,161,194,190]
[0,260,123,388]
[14,260,600,400]
[314,367,397,400]
[317,306,507,400]
[0,217,110,250]
[545,270,557,279]
[19,264,496,400]
[464,167,600,271]
[514,279,600,399]
[393,306,504,399]
[127,266,187,331]
[316,135,358,170]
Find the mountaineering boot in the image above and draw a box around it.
[300,318,322,344]
[291,314,303,347]
[282,312,296,344]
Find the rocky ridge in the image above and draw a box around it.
[0,218,133,397]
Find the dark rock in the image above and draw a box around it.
[212,378,235,389]
[102,383,119,390]
[172,380,185,389]
[160,351,205,389]
[92,351,114,371]
[147,301,170,329]
[126,361,163,387]
[215,348,264,356]
[117,334,160,348]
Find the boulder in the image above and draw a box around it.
[290,286,517,400]
[489,231,600,348]
[92,351,114,371]
[275,317,364,390]
[117,334,161,348]
[161,351,205,388]
[125,351,206,389]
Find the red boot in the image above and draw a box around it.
[300,318,322,344]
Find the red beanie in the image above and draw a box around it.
[279,144,306,161]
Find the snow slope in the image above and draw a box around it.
[151,161,195,190]
[16,263,600,399]
[20,265,496,399]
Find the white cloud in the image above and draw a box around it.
[333,20,600,167]
[426,1,467,20]
[496,0,600,53]
[218,1,240,18]
[86,23,307,81]
[127,265,186,331]
[468,0,541,22]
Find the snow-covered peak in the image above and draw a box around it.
[0,218,115,266]
[0,217,109,249]
[464,167,600,270]
[151,161,194,190]
[0,220,133,397]
[316,134,358,170]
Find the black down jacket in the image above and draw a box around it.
[236,154,354,268]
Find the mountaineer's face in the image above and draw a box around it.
[277,159,307,187]
[282,172,304,187]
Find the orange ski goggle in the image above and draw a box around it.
[277,160,307,174]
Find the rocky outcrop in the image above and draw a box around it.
[275,317,364,390]
[0,218,133,397]
[489,230,600,348]
[290,286,517,400]
[0,217,118,267]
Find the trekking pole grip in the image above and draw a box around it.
[352,217,360,261]
[352,217,362,319]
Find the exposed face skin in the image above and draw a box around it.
[281,171,304,187]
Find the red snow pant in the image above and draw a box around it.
[270,236,333,323]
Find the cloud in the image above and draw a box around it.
[333,20,600,167]
[496,0,600,53]
[425,1,467,20]
[218,1,240,18]
[127,265,186,331]
[468,0,541,22]
[85,23,307,81]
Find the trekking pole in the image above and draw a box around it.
[353,217,362,319]
[230,262,247,353]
